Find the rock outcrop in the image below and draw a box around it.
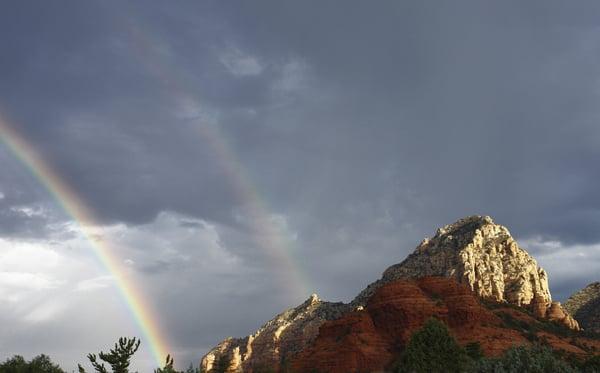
[565,282,600,333]
[291,277,597,373]
[201,216,584,372]
[353,216,578,330]
[291,277,511,373]
[200,294,349,373]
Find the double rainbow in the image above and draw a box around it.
[0,98,310,367]
[0,19,312,368]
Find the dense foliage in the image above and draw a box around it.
[391,318,600,373]
[0,354,65,373]
[394,318,470,373]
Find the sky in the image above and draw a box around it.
[1,1,600,371]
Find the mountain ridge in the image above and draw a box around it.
[201,215,584,372]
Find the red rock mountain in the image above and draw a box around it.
[201,216,586,373]
[291,277,599,373]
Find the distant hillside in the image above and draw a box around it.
[565,282,600,333]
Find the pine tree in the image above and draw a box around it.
[78,337,140,373]
[396,318,469,373]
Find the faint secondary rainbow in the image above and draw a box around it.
[0,115,169,366]
[126,23,312,300]
[194,118,312,300]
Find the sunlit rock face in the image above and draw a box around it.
[354,215,577,330]
[565,282,600,332]
[200,294,349,373]
[355,216,550,306]
[353,215,578,330]
[201,215,581,372]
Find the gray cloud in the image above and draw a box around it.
[2,0,600,370]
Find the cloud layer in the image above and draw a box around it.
[2,1,600,371]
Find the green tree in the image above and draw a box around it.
[395,318,469,373]
[78,337,200,373]
[0,354,65,373]
[78,337,140,373]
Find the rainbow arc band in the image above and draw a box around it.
[0,105,312,366]
[124,21,312,302]
[0,22,313,364]
[0,116,169,366]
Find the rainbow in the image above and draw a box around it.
[0,107,311,366]
[191,115,312,300]
[0,20,312,369]
[0,115,170,366]
[125,22,312,300]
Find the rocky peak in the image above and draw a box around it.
[201,215,582,372]
[353,215,578,330]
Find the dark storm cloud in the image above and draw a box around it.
[2,1,600,236]
[215,0,600,246]
[3,1,600,370]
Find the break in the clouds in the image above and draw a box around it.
[2,0,600,371]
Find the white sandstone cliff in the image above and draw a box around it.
[353,215,578,329]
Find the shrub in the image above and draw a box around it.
[395,318,469,373]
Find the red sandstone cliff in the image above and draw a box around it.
[291,277,599,373]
